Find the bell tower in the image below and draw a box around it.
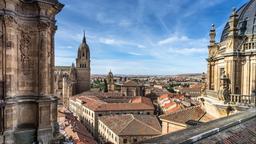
[76,32,90,69]
[75,32,91,93]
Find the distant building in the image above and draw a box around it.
[176,86,201,97]
[121,80,145,97]
[54,33,91,106]
[107,70,115,91]
[98,114,161,144]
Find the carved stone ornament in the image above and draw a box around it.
[20,31,31,63]
[38,21,50,31]
[4,15,17,27]
[20,31,33,75]
[209,47,218,58]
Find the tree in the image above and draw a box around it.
[103,79,108,92]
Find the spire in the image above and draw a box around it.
[82,30,86,43]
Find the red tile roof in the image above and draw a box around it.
[99,114,161,136]
[70,96,154,112]
[162,101,176,109]
[160,106,206,124]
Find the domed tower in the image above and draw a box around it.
[75,32,91,93]
[107,70,115,91]
[207,0,256,104]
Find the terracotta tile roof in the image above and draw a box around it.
[160,106,206,124]
[70,96,154,112]
[159,94,169,99]
[75,91,123,97]
[58,107,96,144]
[99,114,161,136]
[166,105,181,114]
[162,101,176,109]
[96,103,154,111]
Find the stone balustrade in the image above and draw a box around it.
[243,41,256,51]
[230,94,256,106]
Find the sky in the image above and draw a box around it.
[55,0,248,75]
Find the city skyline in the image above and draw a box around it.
[56,0,247,75]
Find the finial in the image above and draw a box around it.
[232,7,237,15]
[211,24,215,30]
[82,30,86,43]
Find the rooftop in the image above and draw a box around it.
[70,96,154,112]
[99,114,161,136]
[160,106,207,124]
[140,108,256,144]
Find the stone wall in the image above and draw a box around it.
[0,0,63,143]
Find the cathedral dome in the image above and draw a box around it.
[220,0,256,42]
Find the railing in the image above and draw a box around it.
[242,41,256,51]
[230,94,256,106]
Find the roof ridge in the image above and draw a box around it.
[119,114,135,134]
[133,116,161,134]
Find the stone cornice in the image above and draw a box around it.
[4,95,58,104]
[207,51,256,62]
[0,0,63,23]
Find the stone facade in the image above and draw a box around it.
[207,0,256,100]
[54,34,91,107]
[0,0,63,143]
[121,80,145,97]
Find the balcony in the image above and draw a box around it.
[230,94,256,107]
[242,41,256,51]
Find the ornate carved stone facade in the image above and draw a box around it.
[54,34,91,107]
[207,0,256,100]
[0,0,63,143]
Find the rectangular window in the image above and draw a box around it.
[123,139,127,143]
[133,139,137,142]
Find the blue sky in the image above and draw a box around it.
[56,0,248,75]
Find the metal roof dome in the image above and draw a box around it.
[220,0,256,42]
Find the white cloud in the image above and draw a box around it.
[119,19,132,27]
[127,52,143,56]
[98,37,146,49]
[99,37,125,45]
[158,35,189,45]
[155,34,208,55]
